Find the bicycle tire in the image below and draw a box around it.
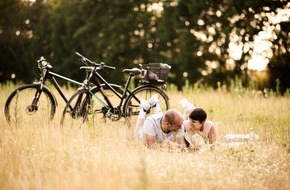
[61,84,124,127]
[4,84,56,125]
[61,89,90,127]
[123,85,170,125]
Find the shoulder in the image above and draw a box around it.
[144,113,163,129]
[202,120,214,136]
[204,120,214,128]
[143,113,163,135]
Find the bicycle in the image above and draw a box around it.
[4,56,113,125]
[60,52,171,127]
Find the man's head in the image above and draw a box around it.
[163,109,183,132]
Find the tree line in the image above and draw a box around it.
[0,0,289,93]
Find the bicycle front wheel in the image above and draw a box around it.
[61,85,125,127]
[4,84,56,125]
[123,85,170,125]
[61,89,91,127]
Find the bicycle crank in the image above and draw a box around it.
[105,107,122,121]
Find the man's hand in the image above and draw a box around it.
[161,139,175,149]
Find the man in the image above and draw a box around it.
[135,95,186,150]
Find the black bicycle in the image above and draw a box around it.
[60,52,170,127]
[4,56,100,125]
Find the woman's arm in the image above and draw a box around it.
[208,126,217,144]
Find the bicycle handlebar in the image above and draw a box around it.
[75,52,95,65]
[37,56,53,69]
[75,52,115,71]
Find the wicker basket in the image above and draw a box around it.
[140,63,171,84]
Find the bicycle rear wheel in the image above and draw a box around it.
[123,85,170,125]
[4,84,56,125]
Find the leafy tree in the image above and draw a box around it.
[268,21,290,94]
[0,0,34,83]
[168,0,289,90]
[1,0,289,93]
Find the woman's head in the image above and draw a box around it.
[184,108,207,131]
[189,108,207,123]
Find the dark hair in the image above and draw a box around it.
[189,108,207,122]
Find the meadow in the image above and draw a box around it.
[1,83,290,190]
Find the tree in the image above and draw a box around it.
[268,21,290,94]
[0,0,34,83]
[1,0,289,93]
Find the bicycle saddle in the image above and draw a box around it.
[122,68,141,76]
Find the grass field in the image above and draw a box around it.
[1,83,290,190]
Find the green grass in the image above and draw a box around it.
[1,83,290,190]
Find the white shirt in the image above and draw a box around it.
[136,113,185,143]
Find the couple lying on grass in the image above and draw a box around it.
[134,95,217,151]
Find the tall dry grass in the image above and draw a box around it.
[1,83,290,190]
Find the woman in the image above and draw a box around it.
[182,106,217,149]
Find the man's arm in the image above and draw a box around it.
[144,133,186,150]
[144,133,170,148]
[144,133,157,147]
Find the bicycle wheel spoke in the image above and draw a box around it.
[124,86,169,126]
[61,90,89,127]
[61,88,112,127]
[5,85,55,125]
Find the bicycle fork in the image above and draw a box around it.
[27,86,44,114]
[71,92,91,119]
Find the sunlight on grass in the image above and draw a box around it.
[1,84,290,190]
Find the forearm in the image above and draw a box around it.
[144,134,185,151]
[147,140,184,151]
[161,140,185,150]
[209,127,217,144]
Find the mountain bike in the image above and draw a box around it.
[61,52,171,127]
[4,56,111,125]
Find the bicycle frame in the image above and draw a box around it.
[89,69,133,110]
[4,56,94,125]
[89,67,168,114]
[35,67,83,111]
[60,52,171,125]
